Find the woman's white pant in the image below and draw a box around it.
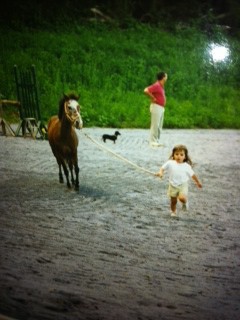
[149,103,165,144]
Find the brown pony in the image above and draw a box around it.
[48,93,83,190]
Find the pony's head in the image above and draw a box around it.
[58,93,83,129]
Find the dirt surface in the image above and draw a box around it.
[0,128,239,320]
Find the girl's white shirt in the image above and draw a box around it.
[161,160,194,187]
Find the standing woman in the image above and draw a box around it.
[144,71,168,147]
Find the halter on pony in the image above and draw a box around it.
[63,99,83,129]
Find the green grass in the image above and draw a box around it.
[0,22,239,128]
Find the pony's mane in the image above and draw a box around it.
[58,93,80,120]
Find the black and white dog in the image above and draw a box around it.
[102,131,121,143]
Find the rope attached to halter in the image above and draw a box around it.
[82,132,156,176]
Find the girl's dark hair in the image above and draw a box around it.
[170,144,193,166]
[157,71,166,80]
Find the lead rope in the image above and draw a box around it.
[82,132,156,176]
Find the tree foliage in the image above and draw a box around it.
[1,0,240,34]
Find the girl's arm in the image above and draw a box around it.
[155,167,164,178]
[192,174,202,188]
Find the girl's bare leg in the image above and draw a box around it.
[178,194,187,204]
[178,194,188,211]
[170,197,177,213]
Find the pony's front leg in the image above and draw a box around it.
[68,161,75,186]
[58,164,64,183]
[74,164,80,191]
[60,160,71,188]
[56,158,64,184]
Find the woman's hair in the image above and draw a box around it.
[170,144,193,166]
[157,71,166,80]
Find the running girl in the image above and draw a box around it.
[155,144,202,217]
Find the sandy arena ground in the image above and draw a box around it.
[0,128,239,320]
